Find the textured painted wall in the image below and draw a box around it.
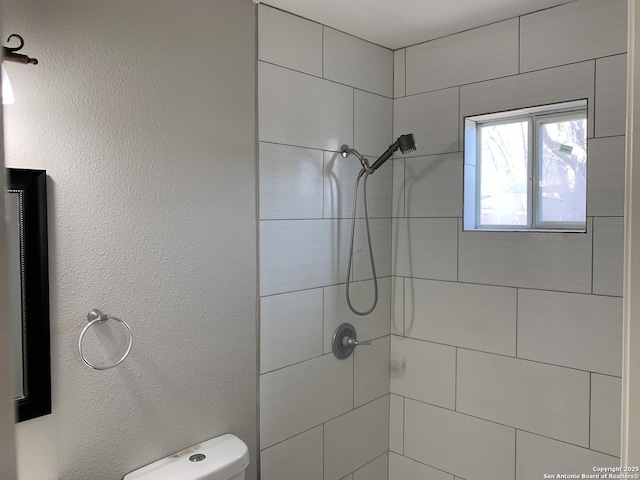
[2,1,258,479]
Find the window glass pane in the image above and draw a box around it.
[479,121,529,226]
[538,116,587,223]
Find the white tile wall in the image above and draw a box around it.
[260,288,324,373]
[404,153,463,218]
[520,0,627,72]
[596,54,627,138]
[260,219,391,296]
[516,431,619,480]
[260,354,353,448]
[457,349,590,446]
[591,374,622,456]
[404,400,516,480]
[460,61,596,139]
[259,142,324,220]
[394,88,460,157]
[392,159,405,218]
[392,218,458,280]
[258,62,353,151]
[260,220,335,296]
[260,426,324,480]
[388,452,454,480]
[323,277,391,353]
[323,27,393,97]
[406,19,518,95]
[458,219,593,293]
[389,394,403,454]
[587,136,626,217]
[354,90,393,158]
[390,336,456,409]
[258,5,322,77]
[324,396,390,480]
[324,151,392,219]
[354,336,391,407]
[517,289,623,376]
[593,217,624,296]
[391,276,403,335]
[394,50,406,98]
[353,453,388,480]
[404,278,516,356]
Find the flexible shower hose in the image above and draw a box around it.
[346,168,379,315]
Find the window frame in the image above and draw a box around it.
[464,100,588,232]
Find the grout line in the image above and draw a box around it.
[403,48,407,98]
[517,16,521,74]
[259,59,393,99]
[395,0,578,51]
[515,429,518,479]
[260,270,623,300]
[515,289,519,358]
[402,396,406,455]
[389,333,621,378]
[322,25,325,79]
[454,347,458,411]
[322,422,325,479]
[591,217,596,294]
[587,373,593,449]
[404,396,614,457]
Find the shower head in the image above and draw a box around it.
[398,133,417,155]
[369,133,417,172]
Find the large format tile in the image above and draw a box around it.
[354,90,393,158]
[260,288,323,373]
[392,218,458,281]
[354,453,388,480]
[517,290,623,376]
[260,426,323,480]
[260,219,391,296]
[404,279,516,356]
[324,150,392,219]
[394,49,406,98]
[596,54,627,138]
[406,19,518,95]
[258,4,322,76]
[259,62,353,151]
[323,277,391,353]
[388,452,453,480]
[458,219,593,293]
[587,136,626,217]
[404,153,463,218]
[390,336,456,409]
[520,0,627,73]
[593,217,624,296]
[323,27,393,97]
[457,349,590,446]
[516,431,619,480]
[324,396,390,480]
[591,374,622,457]
[389,394,403,454]
[404,400,515,480]
[260,354,353,448]
[354,336,390,407]
[394,88,459,157]
[259,142,324,220]
[260,220,334,296]
[461,61,596,139]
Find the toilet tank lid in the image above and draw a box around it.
[123,434,249,480]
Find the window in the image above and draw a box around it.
[464,100,588,231]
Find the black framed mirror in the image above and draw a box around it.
[7,168,51,422]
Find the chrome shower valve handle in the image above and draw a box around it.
[332,323,370,359]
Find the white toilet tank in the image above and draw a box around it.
[123,434,249,480]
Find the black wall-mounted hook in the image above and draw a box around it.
[3,34,38,65]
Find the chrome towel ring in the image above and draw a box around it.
[78,309,133,370]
